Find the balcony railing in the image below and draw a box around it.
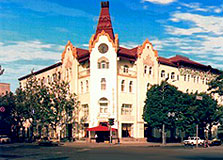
[118,69,137,78]
[78,69,90,78]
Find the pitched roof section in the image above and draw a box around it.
[95,1,115,41]
[76,48,90,63]
[18,62,62,81]
[117,47,138,61]
[158,55,220,74]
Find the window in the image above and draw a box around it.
[144,66,147,74]
[184,75,186,81]
[171,72,175,79]
[101,78,106,90]
[58,72,61,80]
[129,81,133,93]
[149,67,152,75]
[161,70,165,78]
[197,77,199,83]
[53,73,57,82]
[202,78,204,84]
[86,80,89,92]
[194,76,196,83]
[177,75,179,81]
[121,80,125,92]
[81,81,83,93]
[147,83,151,90]
[66,69,69,79]
[99,97,108,114]
[48,75,51,83]
[124,65,129,73]
[42,77,46,84]
[82,104,89,116]
[121,104,132,115]
[188,75,190,82]
[98,57,109,69]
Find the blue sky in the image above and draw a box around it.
[0,0,223,92]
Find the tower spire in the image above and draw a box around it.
[95,1,114,41]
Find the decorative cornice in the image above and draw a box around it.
[137,38,158,58]
[61,40,77,63]
[89,30,119,53]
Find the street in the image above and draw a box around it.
[1,142,223,160]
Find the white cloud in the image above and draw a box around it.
[120,42,139,49]
[142,0,176,5]
[0,40,63,62]
[168,13,223,35]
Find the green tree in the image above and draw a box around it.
[191,93,223,139]
[208,72,223,96]
[143,81,185,142]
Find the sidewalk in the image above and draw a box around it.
[63,141,183,148]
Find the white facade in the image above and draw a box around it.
[19,1,221,140]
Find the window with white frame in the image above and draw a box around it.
[121,80,125,92]
[149,67,152,75]
[82,104,89,116]
[129,81,133,93]
[101,78,106,90]
[144,66,147,74]
[86,80,89,92]
[161,70,165,78]
[81,81,83,93]
[124,65,129,73]
[99,97,108,114]
[121,104,132,115]
[98,57,109,69]
[171,72,175,79]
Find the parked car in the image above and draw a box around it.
[209,138,222,146]
[0,135,11,143]
[183,137,204,146]
[38,137,59,146]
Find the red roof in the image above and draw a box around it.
[95,1,114,41]
[76,48,90,63]
[86,125,117,132]
[117,47,138,61]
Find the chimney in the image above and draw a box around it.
[101,1,109,8]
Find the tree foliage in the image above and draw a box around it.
[143,81,222,137]
[208,72,223,96]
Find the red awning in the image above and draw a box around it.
[87,125,117,132]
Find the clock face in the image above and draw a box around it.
[98,43,108,54]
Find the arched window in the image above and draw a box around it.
[121,80,125,92]
[98,57,109,69]
[188,75,190,82]
[53,73,57,82]
[48,75,51,84]
[81,81,83,93]
[99,97,108,113]
[101,78,106,90]
[129,81,133,93]
[197,77,199,83]
[161,70,165,78]
[149,67,152,75]
[194,76,196,83]
[184,75,186,81]
[144,66,147,74]
[171,72,175,79]
[202,78,204,84]
[86,80,89,92]
[124,65,129,73]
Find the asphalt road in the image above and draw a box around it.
[1,143,223,160]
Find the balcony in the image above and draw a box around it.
[78,69,90,78]
[118,69,137,78]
